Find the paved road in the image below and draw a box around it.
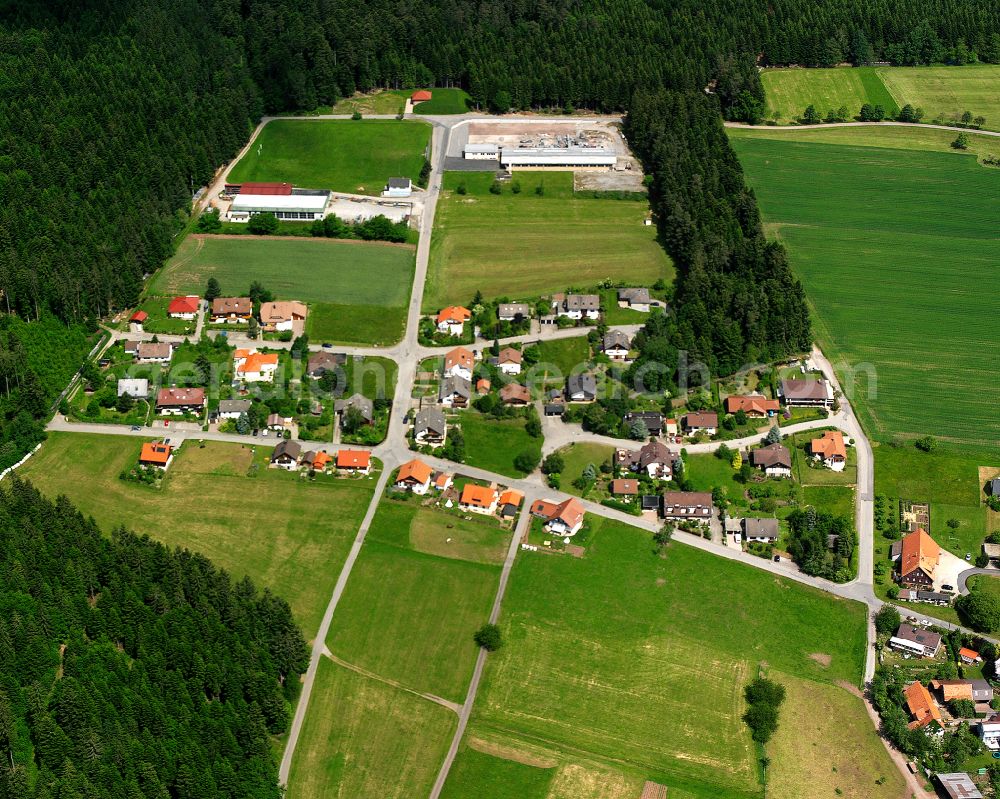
[725,120,1000,138]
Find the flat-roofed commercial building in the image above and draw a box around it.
[499,146,616,168]
[228,190,331,222]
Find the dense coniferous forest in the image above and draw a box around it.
[0,479,308,799]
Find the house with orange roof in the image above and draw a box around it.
[234,349,280,383]
[444,346,475,380]
[664,418,678,439]
[530,497,586,536]
[903,681,943,730]
[336,449,371,474]
[139,441,174,470]
[396,459,433,494]
[809,430,847,471]
[411,90,432,102]
[301,450,333,472]
[724,394,780,418]
[432,471,454,492]
[498,489,524,519]
[436,306,472,336]
[259,301,307,334]
[167,295,200,319]
[459,483,499,515]
[959,647,982,665]
[897,528,941,588]
[476,378,491,395]
[499,383,531,406]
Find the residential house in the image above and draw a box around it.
[460,483,499,515]
[299,450,331,472]
[336,449,371,474]
[661,491,714,521]
[139,442,173,470]
[211,297,252,324]
[439,376,472,408]
[498,489,524,520]
[444,346,475,380]
[543,393,565,416]
[168,295,200,319]
[334,393,374,426]
[492,347,522,375]
[396,459,433,494]
[266,413,292,432]
[216,399,251,420]
[259,301,307,333]
[476,378,491,395]
[531,497,586,536]
[123,340,140,356]
[889,623,942,658]
[129,310,147,332]
[682,412,718,436]
[602,330,631,361]
[742,517,779,543]
[810,430,847,471]
[664,418,678,439]
[931,679,994,704]
[616,441,678,481]
[936,773,983,799]
[117,378,149,399]
[898,589,952,606]
[624,411,663,436]
[436,306,471,336]
[136,342,173,364]
[617,287,652,312]
[553,293,600,320]
[432,471,453,492]
[641,495,661,513]
[307,351,346,378]
[960,648,982,665]
[234,349,280,383]
[981,715,1000,750]
[498,303,530,321]
[724,394,780,418]
[750,443,792,478]
[499,383,531,406]
[903,681,943,729]
[414,407,447,446]
[610,478,638,497]
[565,373,597,403]
[383,177,412,198]
[270,440,302,470]
[898,528,940,588]
[155,387,206,415]
[779,378,833,408]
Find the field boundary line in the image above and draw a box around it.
[323,651,462,713]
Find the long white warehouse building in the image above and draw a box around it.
[461,144,617,168]
[228,191,331,222]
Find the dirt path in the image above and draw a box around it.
[323,650,462,713]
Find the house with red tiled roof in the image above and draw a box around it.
[139,441,173,470]
[530,497,586,536]
[724,395,780,418]
[168,295,200,319]
[444,346,475,380]
[336,449,371,474]
[396,459,433,494]
[155,387,206,415]
[235,350,280,383]
[810,430,847,471]
[497,489,524,519]
[903,681,943,730]
[411,90,433,103]
[129,310,147,332]
[959,647,982,665]
[460,483,499,515]
[436,306,471,336]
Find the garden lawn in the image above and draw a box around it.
[469,519,868,798]
[286,658,455,799]
[18,434,375,635]
[802,485,855,519]
[458,412,542,478]
[326,538,499,703]
[135,296,195,335]
[729,132,1000,451]
[425,172,672,310]
[553,443,614,498]
[528,336,591,381]
[228,119,431,194]
[760,66,899,123]
[766,673,905,799]
[153,236,413,306]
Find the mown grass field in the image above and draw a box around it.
[228,119,431,194]
[411,88,473,114]
[458,412,542,478]
[151,235,414,344]
[529,335,592,380]
[326,90,408,115]
[729,132,1000,450]
[761,66,899,122]
[18,434,375,635]
[286,658,455,799]
[464,518,869,798]
[425,172,672,310]
[440,743,556,799]
[761,65,1000,127]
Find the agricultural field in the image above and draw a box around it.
[440,743,556,799]
[151,235,414,345]
[227,119,431,194]
[459,519,870,799]
[457,412,543,478]
[289,491,510,796]
[729,131,1000,450]
[18,434,376,635]
[760,65,1000,127]
[425,172,672,311]
[286,658,456,799]
[760,66,898,123]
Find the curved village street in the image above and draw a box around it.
[39,109,993,799]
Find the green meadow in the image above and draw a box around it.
[453,519,873,798]
[425,172,671,310]
[228,118,431,194]
[761,66,899,122]
[729,131,1000,451]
